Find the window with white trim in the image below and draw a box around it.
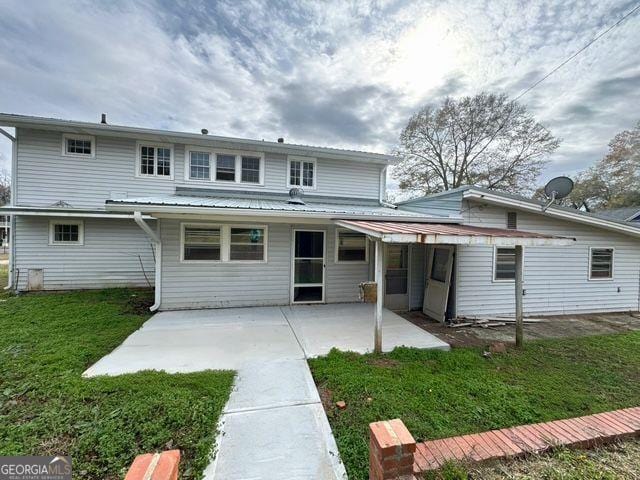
[241,156,261,183]
[506,211,517,229]
[183,226,221,261]
[494,247,519,281]
[216,154,236,181]
[49,220,84,245]
[336,229,368,262]
[189,151,211,180]
[589,247,613,280]
[181,224,267,262]
[137,143,173,177]
[62,134,95,157]
[288,158,316,188]
[230,227,265,261]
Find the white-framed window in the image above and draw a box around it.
[62,134,95,158]
[335,229,368,263]
[187,150,212,180]
[493,246,523,282]
[136,142,174,179]
[288,156,316,189]
[589,247,614,280]
[180,223,267,263]
[49,220,84,245]
[184,147,264,185]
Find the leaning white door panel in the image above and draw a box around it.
[423,245,454,322]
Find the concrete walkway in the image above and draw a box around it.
[84,304,449,479]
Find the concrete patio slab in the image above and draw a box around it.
[282,303,450,357]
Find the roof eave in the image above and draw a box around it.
[0,113,398,165]
[104,202,461,223]
[463,189,640,238]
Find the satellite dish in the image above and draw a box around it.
[542,176,574,211]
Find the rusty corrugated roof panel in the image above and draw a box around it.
[339,220,568,239]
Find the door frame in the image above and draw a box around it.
[290,228,326,304]
[383,243,411,311]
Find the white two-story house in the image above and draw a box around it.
[1,113,638,320]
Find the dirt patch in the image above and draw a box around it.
[317,383,334,414]
[366,357,401,368]
[123,293,154,315]
[401,310,640,348]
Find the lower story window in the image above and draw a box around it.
[183,226,221,260]
[494,247,517,281]
[336,230,367,262]
[590,247,613,279]
[230,227,265,261]
[50,221,84,245]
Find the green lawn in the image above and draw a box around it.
[0,275,234,479]
[309,333,640,479]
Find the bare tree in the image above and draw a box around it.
[393,93,560,196]
[565,122,640,211]
[0,169,10,206]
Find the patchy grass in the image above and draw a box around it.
[425,440,640,479]
[0,276,234,479]
[309,334,640,479]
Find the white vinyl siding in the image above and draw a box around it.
[456,200,640,316]
[160,221,369,310]
[14,216,155,291]
[16,129,383,208]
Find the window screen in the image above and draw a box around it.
[183,227,221,260]
[494,247,516,280]
[230,228,265,261]
[590,248,613,279]
[507,211,517,229]
[430,247,450,282]
[337,231,367,261]
[216,154,236,181]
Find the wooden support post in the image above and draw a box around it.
[515,245,524,348]
[374,240,384,354]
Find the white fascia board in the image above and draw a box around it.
[105,203,460,223]
[0,207,155,219]
[464,190,640,238]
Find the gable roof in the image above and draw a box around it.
[594,206,640,222]
[0,113,398,165]
[399,185,640,238]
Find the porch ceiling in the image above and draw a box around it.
[335,220,575,246]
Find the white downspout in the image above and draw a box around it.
[133,211,161,311]
[1,127,16,290]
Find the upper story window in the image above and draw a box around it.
[216,154,236,181]
[589,247,613,280]
[62,134,95,158]
[184,147,264,185]
[137,143,173,179]
[49,220,84,245]
[506,211,517,229]
[336,229,368,262]
[241,156,261,184]
[189,151,211,180]
[288,157,316,189]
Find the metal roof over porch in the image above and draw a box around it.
[335,220,575,246]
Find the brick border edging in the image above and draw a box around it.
[369,407,640,477]
[124,450,180,480]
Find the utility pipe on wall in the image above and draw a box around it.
[374,240,384,353]
[133,211,161,311]
[515,245,524,347]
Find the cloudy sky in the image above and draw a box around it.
[0,0,638,193]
